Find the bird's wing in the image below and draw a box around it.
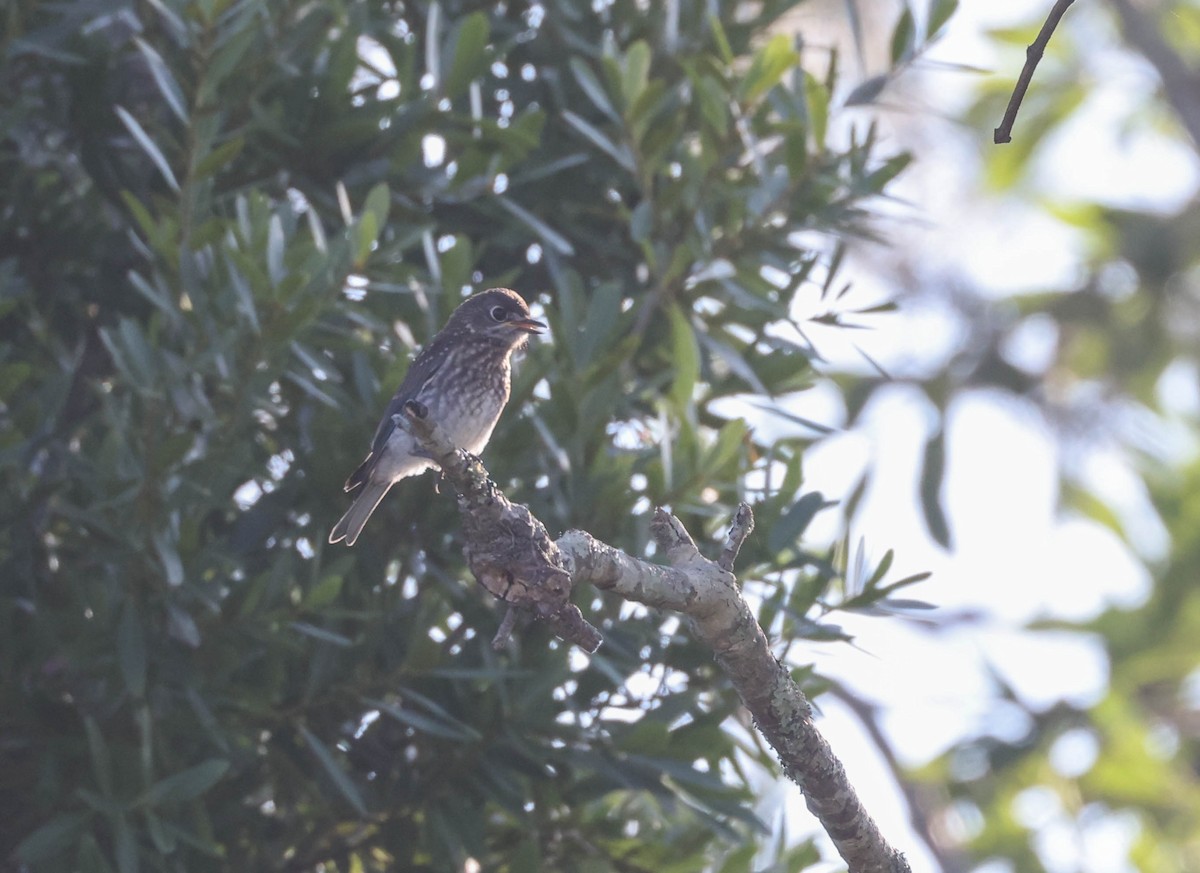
[368,333,453,456]
[344,340,448,493]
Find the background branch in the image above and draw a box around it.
[1108,0,1200,150]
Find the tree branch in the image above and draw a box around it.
[994,0,1077,144]
[399,403,911,873]
[1108,0,1200,151]
[398,402,602,652]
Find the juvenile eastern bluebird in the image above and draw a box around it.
[329,288,545,546]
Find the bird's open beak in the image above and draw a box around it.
[508,317,547,334]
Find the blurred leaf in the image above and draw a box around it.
[621,40,652,109]
[497,196,575,255]
[15,813,88,864]
[138,760,229,807]
[117,602,147,698]
[299,726,368,817]
[920,428,952,548]
[84,716,113,798]
[115,106,179,193]
[368,696,482,741]
[928,0,959,37]
[562,110,637,172]
[668,304,700,408]
[291,622,355,647]
[844,74,888,107]
[768,492,832,554]
[191,135,244,180]
[740,34,798,103]
[134,38,188,124]
[890,7,916,64]
[803,73,829,145]
[444,12,490,98]
[571,58,620,122]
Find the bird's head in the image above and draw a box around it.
[450,288,546,346]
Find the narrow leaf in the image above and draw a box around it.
[890,7,916,64]
[667,304,700,408]
[117,602,147,698]
[767,492,831,554]
[138,760,229,807]
[15,813,88,863]
[298,726,368,816]
[920,428,952,548]
[621,40,651,109]
[561,110,636,173]
[443,11,489,97]
[115,106,179,193]
[928,0,959,37]
[497,196,575,255]
[740,34,798,103]
[570,58,620,122]
[134,38,188,123]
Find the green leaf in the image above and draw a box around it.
[191,135,244,180]
[114,814,138,873]
[291,622,354,646]
[363,182,390,230]
[667,304,700,408]
[443,12,490,98]
[138,759,229,807]
[0,361,32,398]
[927,0,959,37]
[305,572,344,609]
[84,716,113,797]
[767,492,832,555]
[706,417,748,473]
[134,38,188,124]
[356,212,378,265]
[117,601,147,698]
[367,696,482,742]
[706,14,734,65]
[621,40,652,110]
[803,73,829,145]
[844,74,888,107]
[266,214,285,285]
[570,58,620,122]
[740,33,798,103]
[719,842,756,873]
[890,7,916,64]
[298,725,368,816]
[920,428,952,548]
[497,196,575,255]
[864,548,894,589]
[15,813,88,863]
[114,106,179,193]
[561,110,636,173]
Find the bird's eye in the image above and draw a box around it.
[489,306,509,322]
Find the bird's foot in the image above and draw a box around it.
[402,399,428,419]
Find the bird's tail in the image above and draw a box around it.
[328,480,393,546]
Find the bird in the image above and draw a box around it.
[329,288,546,546]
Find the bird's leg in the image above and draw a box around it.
[402,399,428,419]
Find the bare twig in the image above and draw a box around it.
[492,606,520,650]
[718,501,755,572]
[994,0,1077,144]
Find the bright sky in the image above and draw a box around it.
[769,2,1200,870]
